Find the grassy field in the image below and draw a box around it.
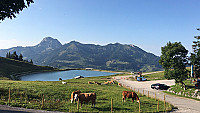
[143,71,165,81]
[0,75,173,112]
[129,71,165,81]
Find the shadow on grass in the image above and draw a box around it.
[93,106,131,111]
[187,85,195,89]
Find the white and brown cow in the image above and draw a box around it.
[72,92,96,108]
[70,90,81,103]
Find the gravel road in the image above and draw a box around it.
[114,74,200,113]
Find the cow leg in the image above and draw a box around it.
[91,100,95,108]
[80,101,83,108]
[132,98,134,103]
[122,97,126,102]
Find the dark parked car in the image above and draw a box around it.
[195,82,200,88]
[151,83,170,90]
[151,83,160,89]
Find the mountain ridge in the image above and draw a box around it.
[0,37,162,72]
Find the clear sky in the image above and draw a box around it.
[0,0,200,56]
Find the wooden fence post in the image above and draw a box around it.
[157,99,159,111]
[155,93,156,101]
[111,99,113,113]
[134,88,135,92]
[164,95,166,111]
[138,89,139,94]
[139,101,141,112]
[77,98,79,112]
[148,91,149,98]
[42,94,44,108]
[143,90,144,95]
[8,88,11,104]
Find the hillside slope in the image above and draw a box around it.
[0,57,54,79]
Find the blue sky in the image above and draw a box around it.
[0,0,199,56]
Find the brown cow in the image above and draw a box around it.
[94,81,102,85]
[122,91,140,103]
[74,93,96,108]
[104,80,115,84]
[70,90,81,103]
[88,81,93,84]
[118,83,122,87]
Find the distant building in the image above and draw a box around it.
[85,68,93,70]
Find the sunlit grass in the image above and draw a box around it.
[0,76,173,112]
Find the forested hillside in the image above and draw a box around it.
[0,57,55,79]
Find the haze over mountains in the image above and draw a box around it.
[0,37,162,72]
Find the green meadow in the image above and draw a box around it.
[0,75,173,112]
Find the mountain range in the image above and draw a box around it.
[0,37,162,72]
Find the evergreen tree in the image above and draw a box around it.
[24,59,29,62]
[11,51,19,60]
[19,53,23,61]
[6,52,9,58]
[8,52,11,58]
[190,34,200,78]
[30,59,33,64]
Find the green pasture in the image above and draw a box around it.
[0,76,173,112]
[143,71,165,81]
[129,71,165,81]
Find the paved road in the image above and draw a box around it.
[0,105,66,113]
[114,74,200,113]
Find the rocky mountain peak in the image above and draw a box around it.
[41,37,55,42]
[36,37,62,50]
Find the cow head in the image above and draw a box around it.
[137,99,140,103]
[70,90,81,103]
[74,94,79,102]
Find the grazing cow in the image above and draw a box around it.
[88,81,93,84]
[59,78,62,81]
[70,90,81,103]
[94,81,102,85]
[108,80,115,84]
[74,93,96,107]
[122,91,140,103]
[118,83,122,87]
[104,81,109,85]
[104,80,115,85]
[62,81,67,84]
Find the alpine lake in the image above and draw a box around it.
[20,70,117,81]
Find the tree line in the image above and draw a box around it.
[6,51,33,64]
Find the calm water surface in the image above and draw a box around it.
[20,70,117,81]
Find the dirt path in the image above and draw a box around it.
[114,74,200,113]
